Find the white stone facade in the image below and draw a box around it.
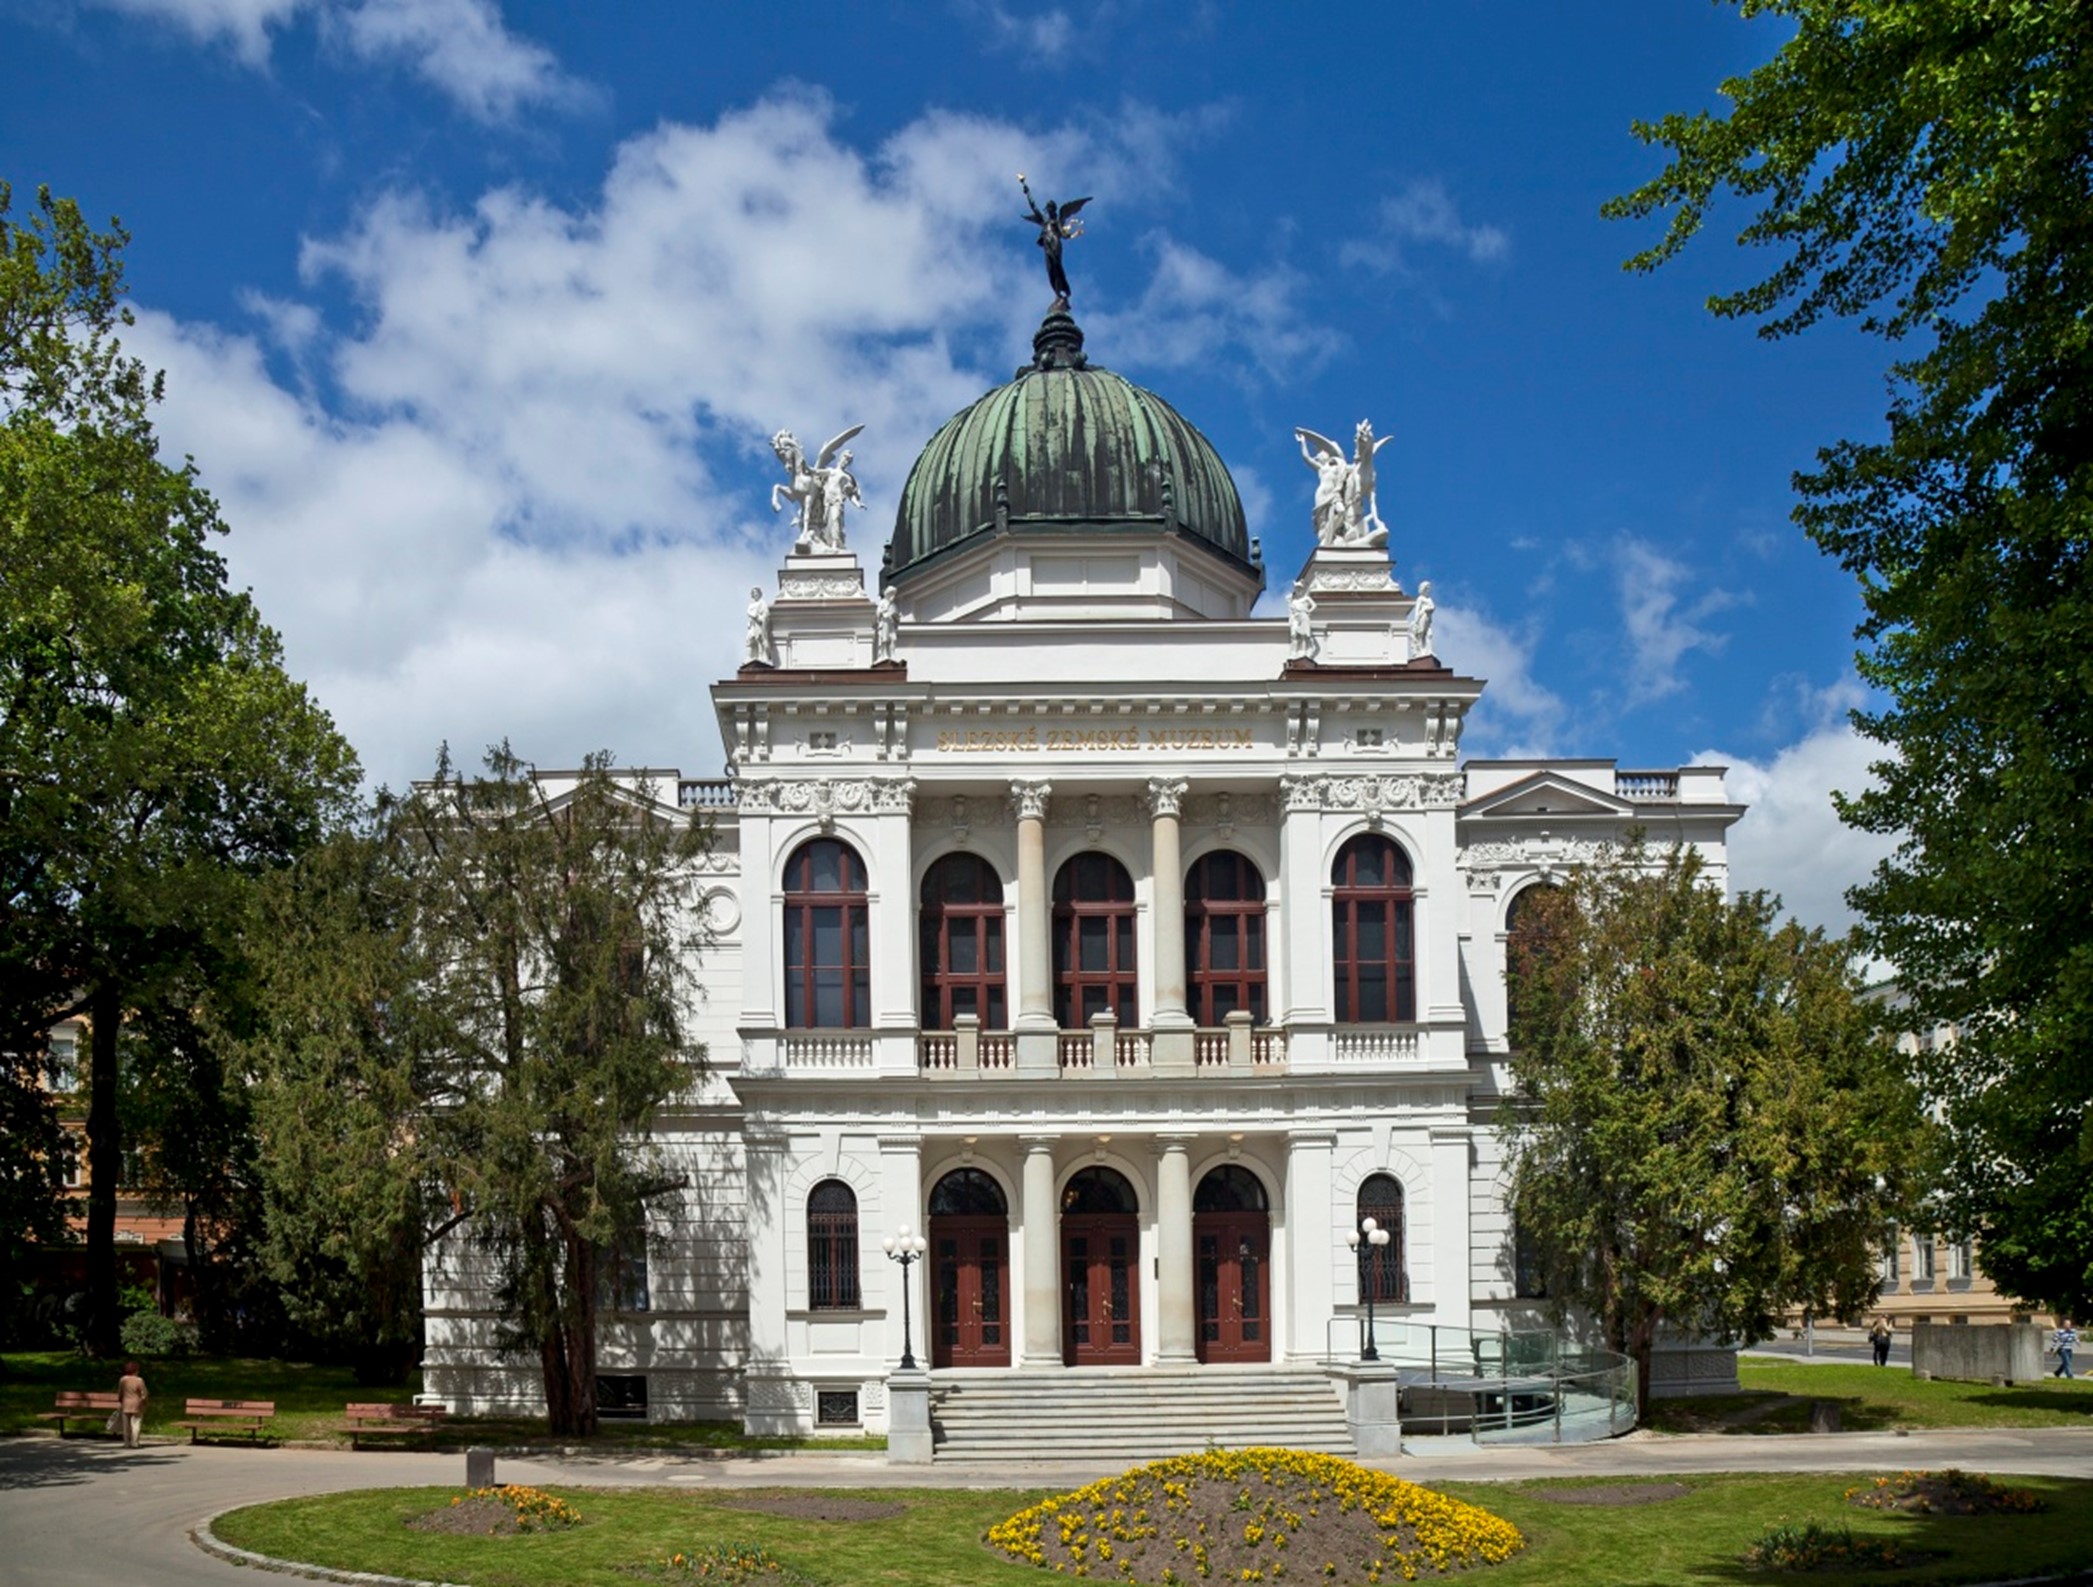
[420,521,1741,1435]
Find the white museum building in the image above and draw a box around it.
[422,302,1742,1456]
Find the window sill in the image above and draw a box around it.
[789,1308,884,1322]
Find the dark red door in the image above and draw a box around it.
[931,1216,1010,1368]
[1064,1214,1140,1365]
[1196,1211,1270,1363]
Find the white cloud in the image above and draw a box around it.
[1340,179,1509,272]
[1612,535,1737,707]
[1096,235,1338,380]
[1436,598,1565,757]
[126,92,1304,791]
[1700,697,1896,938]
[82,0,581,119]
[959,0,1080,61]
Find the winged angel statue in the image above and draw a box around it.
[1294,420,1393,548]
[1020,175,1090,306]
[770,425,866,552]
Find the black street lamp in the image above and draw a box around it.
[1346,1216,1393,1362]
[883,1223,929,1371]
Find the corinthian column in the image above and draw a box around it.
[1147,778,1191,1031]
[1011,780,1054,1031]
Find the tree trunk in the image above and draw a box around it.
[1627,1306,1659,1428]
[84,981,122,1358]
[537,1230,600,1438]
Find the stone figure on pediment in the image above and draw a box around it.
[1287,580,1319,662]
[770,424,866,552]
[1408,579,1436,659]
[745,586,773,666]
[1295,419,1393,548]
[873,585,900,664]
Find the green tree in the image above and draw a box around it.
[1504,847,1923,1421]
[1606,3,2093,1315]
[0,181,359,1354]
[241,749,709,1430]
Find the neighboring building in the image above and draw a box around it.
[421,303,1743,1438]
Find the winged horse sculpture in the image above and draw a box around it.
[1294,420,1393,548]
[770,424,866,552]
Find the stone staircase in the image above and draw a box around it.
[928,1366,1352,1462]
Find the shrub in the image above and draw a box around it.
[119,1309,199,1359]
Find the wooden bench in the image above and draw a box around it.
[345,1401,447,1449]
[173,1398,276,1444]
[34,1391,121,1436]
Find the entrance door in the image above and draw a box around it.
[1194,1165,1271,1364]
[931,1218,1010,1367]
[927,1168,1011,1370]
[1061,1166,1142,1367]
[1064,1216,1140,1365]
[1196,1214,1270,1362]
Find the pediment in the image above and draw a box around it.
[1461,770,1630,820]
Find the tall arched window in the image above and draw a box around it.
[1504,883,1565,1043]
[783,839,870,1028]
[1053,852,1138,1028]
[807,1179,860,1309]
[1186,851,1268,1025]
[1331,835,1415,1023]
[1356,1173,1407,1303]
[919,854,1007,1029]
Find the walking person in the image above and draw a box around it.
[2053,1321,2079,1379]
[1869,1317,1893,1367]
[115,1359,148,1447]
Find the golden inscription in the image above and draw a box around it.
[935,725,1256,754]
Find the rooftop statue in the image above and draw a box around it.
[1019,174,1090,307]
[1294,419,1393,549]
[771,425,867,552]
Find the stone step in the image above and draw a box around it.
[927,1368,1352,1461]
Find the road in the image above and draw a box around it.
[3,1428,2091,1586]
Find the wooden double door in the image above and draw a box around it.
[1063,1214,1141,1365]
[930,1216,1010,1368]
[1195,1210,1271,1363]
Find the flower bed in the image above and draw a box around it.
[1845,1469,2046,1516]
[985,1447,1523,1583]
[409,1485,583,1536]
[1741,1518,1921,1573]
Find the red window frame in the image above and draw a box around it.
[1053,851,1138,1030]
[919,853,1008,1030]
[807,1179,860,1310]
[783,839,871,1029]
[1330,834,1415,1023]
[1186,850,1268,1026]
[1356,1173,1408,1303]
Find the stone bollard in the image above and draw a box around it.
[1333,1362,1401,1457]
[466,1447,497,1489]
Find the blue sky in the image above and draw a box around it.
[2,1,1897,932]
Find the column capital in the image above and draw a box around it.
[1009,779,1053,823]
[1144,777,1188,819]
[1152,1132,1196,1156]
[1017,1133,1061,1154]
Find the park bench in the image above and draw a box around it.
[34,1391,121,1436]
[345,1401,447,1449]
[173,1398,276,1444]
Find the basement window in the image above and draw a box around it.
[816,1389,860,1427]
[595,1374,649,1421]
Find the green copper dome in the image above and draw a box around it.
[884,310,1253,584]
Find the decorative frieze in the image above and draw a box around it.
[737,777,916,826]
[1277,772,1464,816]
[777,569,870,601]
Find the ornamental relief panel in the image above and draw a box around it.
[1279,772,1464,814]
[737,777,915,824]
[777,571,869,600]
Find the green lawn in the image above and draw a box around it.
[0,1352,881,1451]
[209,1473,2093,1587]
[1644,1357,2093,1434]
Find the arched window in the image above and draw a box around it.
[1331,835,1415,1023]
[929,1167,1009,1216]
[1193,1164,1269,1213]
[1061,1165,1139,1214]
[1053,852,1138,1029]
[1356,1173,1407,1303]
[1504,883,1565,1043]
[919,854,1007,1030]
[1186,851,1268,1025]
[807,1180,860,1310]
[783,839,870,1029]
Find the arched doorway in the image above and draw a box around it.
[928,1169,1010,1368]
[1062,1166,1140,1366]
[1194,1165,1270,1363]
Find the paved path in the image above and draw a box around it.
[3,1429,2091,1587]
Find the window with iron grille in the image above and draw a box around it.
[1356,1173,1408,1303]
[919,853,1007,1029]
[807,1179,861,1309]
[1053,851,1138,1029]
[816,1389,859,1425]
[1331,836,1415,1023]
[783,839,870,1028]
[1186,850,1267,1026]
